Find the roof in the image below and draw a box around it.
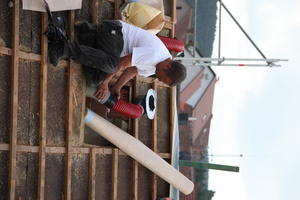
[0,0,185,199]
[175,0,193,44]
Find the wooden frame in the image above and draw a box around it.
[1,0,178,199]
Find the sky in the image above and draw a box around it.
[208,0,300,200]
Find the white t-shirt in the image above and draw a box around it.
[119,20,172,77]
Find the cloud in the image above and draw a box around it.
[209,0,300,200]
[209,168,248,200]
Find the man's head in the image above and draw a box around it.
[155,60,187,87]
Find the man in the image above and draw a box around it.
[48,20,186,100]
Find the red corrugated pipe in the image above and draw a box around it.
[86,86,144,118]
[157,35,184,53]
[111,99,144,119]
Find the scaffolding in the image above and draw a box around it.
[174,0,288,67]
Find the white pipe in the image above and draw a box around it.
[84,109,194,195]
[86,85,110,103]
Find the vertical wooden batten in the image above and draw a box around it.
[92,0,100,25]
[38,11,49,200]
[8,0,20,199]
[151,81,158,200]
[111,148,119,200]
[132,76,139,200]
[89,148,96,200]
[65,10,75,200]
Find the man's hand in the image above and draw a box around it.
[110,85,121,99]
[110,67,137,100]
[94,82,109,100]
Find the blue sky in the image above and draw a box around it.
[208,0,300,199]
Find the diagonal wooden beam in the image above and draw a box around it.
[8,0,20,199]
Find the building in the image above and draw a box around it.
[178,46,217,168]
[175,1,218,200]
[0,0,186,199]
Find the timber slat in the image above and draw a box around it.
[111,148,119,200]
[151,82,158,200]
[65,10,76,200]
[1,0,177,198]
[0,47,83,71]
[0,144,171,158]
[38,12,49,200]
[89,148,96,200]
[92,0,100,25]
[132,76,139,200]
[0,46,41,61]
[8,0,20,199]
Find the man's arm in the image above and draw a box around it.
[94,54,133,100]
[111,67,137,99]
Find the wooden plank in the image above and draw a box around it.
[38,11,48,200]
[158,153,171,159]
[0,46,83,71]
[0,144,171,158]
[132,76,139,200]
[127,85,133,132]
[0,46,40,61]
[136,76,169,87]
[170,0,177,38]
[8,0,20,199]
[152,82,158,153]
[0,46,11,56]
[79,91,87,146]
[89,148,96,200]
[111,148,119,200]
[163,16,174,30]
[151,82,158,200]
[132,159,138,200]
[92,0,99,25]
[114,0,120,20]
[65,10,75,200]
[89,2,98,199]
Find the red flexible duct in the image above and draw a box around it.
[111,99,144,118]
[157,35,184,53]
[86,86,145,119]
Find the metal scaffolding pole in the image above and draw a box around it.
[193,0,198,57]
[218,0,222,58]
[183,63,281,67]
[176,57,288,62]
[219,0,268,60]
[174,57,288,67]
[185,0,288,67]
